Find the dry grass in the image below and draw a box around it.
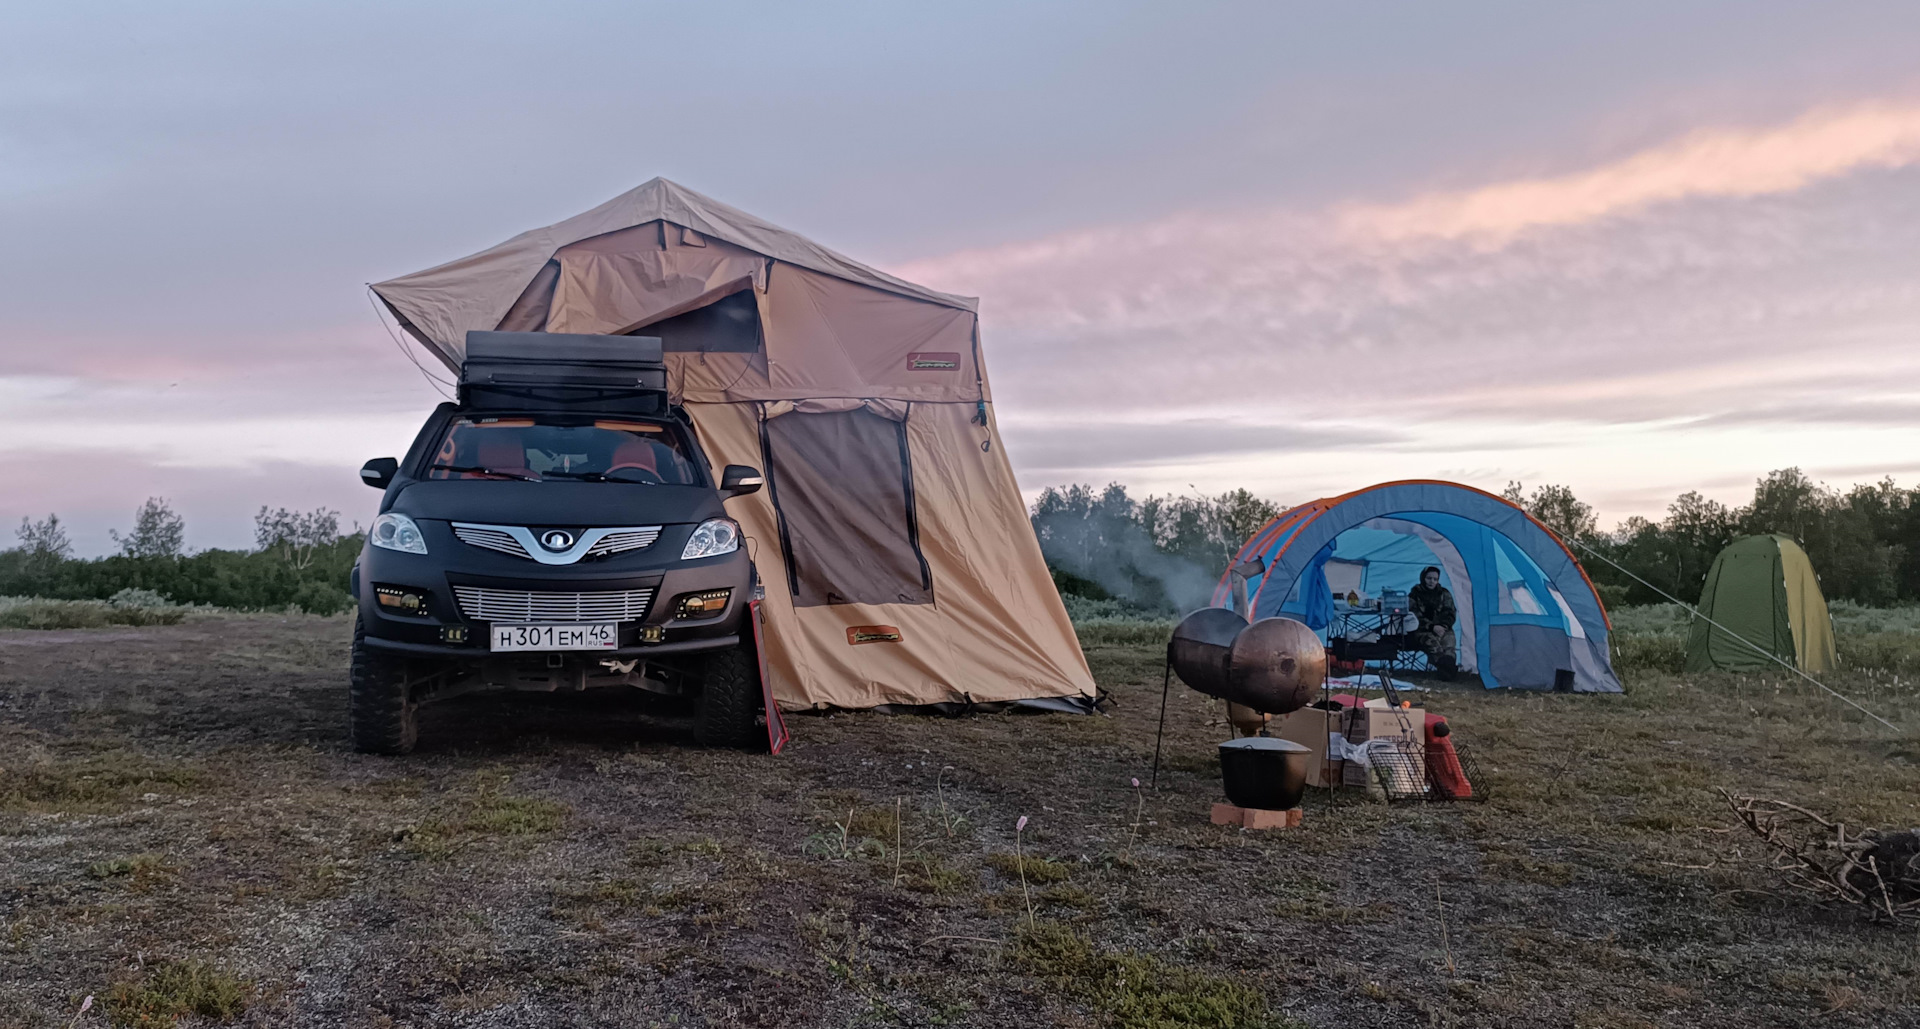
[984,850,1073,884]
[1009,920,1286,1029]
[0,751,203,814]
[1,614,1918,1027]
[104,960,251,1028]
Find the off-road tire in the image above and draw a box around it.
[693,644,762,749]
[349,616,418,755]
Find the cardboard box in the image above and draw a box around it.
[1364,705,1424,747]
[1282,702,1431,792]
[1275,707,1351,788]
[1360,706,1427,794]
[1330,704,1427,792]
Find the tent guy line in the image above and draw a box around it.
[1565,536,1898,732]
[367,286,455,399]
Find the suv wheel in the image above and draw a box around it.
[349,616,419,754]
[693,643,762,749]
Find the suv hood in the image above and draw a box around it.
[389,481,727,527]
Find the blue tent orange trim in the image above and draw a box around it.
[1211,480,1620,692]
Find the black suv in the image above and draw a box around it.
[348,332,765,753]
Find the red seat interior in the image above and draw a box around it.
[475,436,529,476]
[608,439,662,473]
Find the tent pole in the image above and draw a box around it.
[1150,659,1173,790]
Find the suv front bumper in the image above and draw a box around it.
[354,538,754,661]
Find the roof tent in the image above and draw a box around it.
[372,178,1096,711]
[1212,481,1622,693]
[1685,534,1836,674]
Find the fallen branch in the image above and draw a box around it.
[1718,787,1920,927]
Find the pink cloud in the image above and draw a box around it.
[1342,101,1920,241]
[887,100,1920,522]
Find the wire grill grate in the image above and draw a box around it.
[1365,740,1488,804]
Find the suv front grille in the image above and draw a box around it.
[452,586,655,623]
[449,523,662,564]
[452,524,532,559]
[584,528,662,557]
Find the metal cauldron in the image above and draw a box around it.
[1219,737,1311,810]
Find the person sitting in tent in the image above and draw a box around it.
[1409,566,1458,679]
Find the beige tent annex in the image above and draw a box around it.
[372,178,1096,712]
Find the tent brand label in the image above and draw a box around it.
[906,352,959,371]
[846,625,903,645]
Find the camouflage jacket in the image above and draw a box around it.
[1409,583,1456,631]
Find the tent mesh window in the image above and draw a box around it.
[761,409,934,607]
[638,289,763,354]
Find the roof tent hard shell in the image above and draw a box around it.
[459,331,668,414]
[372,179,1096,712]
[1213,480,1622,693]
[1685,534,1836,674]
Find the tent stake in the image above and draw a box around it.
[1150,658,1173,790]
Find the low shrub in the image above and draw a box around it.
[1836,631,1920,674]
[1828,601,1920,635]
[0,597,186,630]
[1062,593,1169,624]
[1612,629,1687,674]
[1606,603,1690,634]
[108,587,172,609]
[1075,620,1179,651]
[0,536,360,614]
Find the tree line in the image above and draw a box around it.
[1506,470,1919,607]
[1030,468,1920,614]
[2,499,359,614]
[9,467,1911,617]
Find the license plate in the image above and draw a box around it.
[489,623,619,651]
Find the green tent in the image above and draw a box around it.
[1685,534,1836,673]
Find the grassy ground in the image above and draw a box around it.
[1,614,1917,1028]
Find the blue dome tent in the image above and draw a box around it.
[1212,481,1621,693]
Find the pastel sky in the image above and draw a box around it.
[5,1,1920,554]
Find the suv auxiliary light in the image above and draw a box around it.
[375,585,428,613]
[675,589,732,619]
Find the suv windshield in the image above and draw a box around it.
[425,415,700,485]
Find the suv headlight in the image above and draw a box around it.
[680,518,740,560]
[370,512,428,554]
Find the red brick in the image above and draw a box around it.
[1209,803,1304,830]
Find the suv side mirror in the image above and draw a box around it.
[720,464,764,496]
[360,457,400,490]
